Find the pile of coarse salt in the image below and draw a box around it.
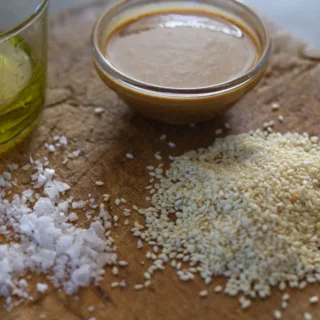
[133,130,320,301]
[0,157,116,307]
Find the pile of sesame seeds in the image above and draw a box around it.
[135,130,320,301]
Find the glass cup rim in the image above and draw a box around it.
[92,0,272,97]
[0,0,49,42]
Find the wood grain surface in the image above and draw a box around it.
[1,1,320,319]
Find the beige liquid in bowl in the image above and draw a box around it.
[105,11,258,89]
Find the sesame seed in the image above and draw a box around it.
[278,115,284,122]
[304,313,313,320]
[282,293,290,301]
[309,296,319,304]
[94,107,104,114]
[111,282,119,288]
[95,181,104,186]
[214,286,223,293]
[112,266,119,276]
[126,153,134,159]
[199,290,208,297]
[144,272,151,280]
[281,301,288,310]
[118,261,128,267]
[271,102,280,111]
[87,306,95,312]
[240,299,251,309]
[144,280,151,288]
[274,310,282,319]
[168,142,176,148]
[134,284,144,291]
[98,269,105,276]
[160,134,167,141]
[215,129,223,135]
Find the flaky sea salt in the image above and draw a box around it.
[0,159,117,303]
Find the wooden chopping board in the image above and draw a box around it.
[1,1,320,319]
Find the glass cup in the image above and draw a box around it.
[0,0,49,153]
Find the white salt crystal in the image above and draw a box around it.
[56,235,74,253]
[58,201,68,213]
[48,145,55,153]
[44,182,60,200]
[59,136,68,147]
[68,212,78,222]
[44,168,55,179]
[7,164,19,171]
[3,172,11,180]
[71,265,91,286]
[34,198,55,215]
[37,283,48,293]
[54,181,70,193]
[0,176,5,187]
[22,189,34,198]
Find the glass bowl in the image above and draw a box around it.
[0,0,48,152]
[92,0,271,124]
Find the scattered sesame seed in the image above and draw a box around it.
[112,266,119,276]
[98,269,105,276]
[240,299,251,309]
[126,153,134,159]
[299,281,307,290]
[279,282,286,291]
[281,301,288,310]
[282,293,290,301]
[278,115,284,122]
[118,261,128,267]
[95,181,104,186]
[160,134,167,140]
[199,290,208,297]
[215,129,223,135]
[144,272,151,280]
[309,296,319,304]
[154,153,162,160]
[94,107,104,114]
[304,313,313,320]
[134,284,144,291]
[144,280,151,288]
[271,102,280,111]
[274,310,282,319]
[111,282,119,288]
[214,286,223,293]
[87,306,95,312]
[115,199,121,206]
[168,142,176,148]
